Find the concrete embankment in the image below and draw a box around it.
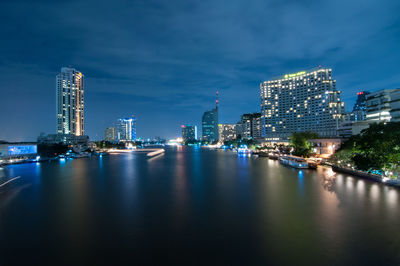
[332,165,400,188]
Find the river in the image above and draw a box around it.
[1,146,399,265]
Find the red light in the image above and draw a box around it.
[357,91,364,95]
[181,125,185,128]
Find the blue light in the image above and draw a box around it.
[8,145,37,156]
[298,170,304,178]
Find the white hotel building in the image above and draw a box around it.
[260,67,344,141]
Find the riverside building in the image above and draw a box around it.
[218,124,236,142]
[202,109,218,142]
[202,91,219,142]
[181,125,197,141]
[117,117,137,142]
[260,67,344,141]
[236,113,261,139]
[105,127,118,142]
[365,88,400,122]
[56,67,85,136]
[352,91,370,121]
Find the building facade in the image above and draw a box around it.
[218,124,236,142]
[365,88,400,122]
[236,113,261,139]
[181,125,197,141]
[117,117,137,142]
[37,133,89,146]
[105,127,118,142]
[56,67,84,136]
[309,138,342,158]
[260,67,344,141]
[352,91,370,121]
[202,108,218,142]
[0,144,37,159]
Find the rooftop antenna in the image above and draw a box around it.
[216,90,219,110]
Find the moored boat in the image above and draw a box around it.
[258,151,269,157]
[279,155,308,169]
[237,145,251,155]
[268,152,280,160]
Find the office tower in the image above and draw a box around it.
[181,125,197,141]
[117,117,137,141]
[218,124,236,142]
[352,91,370,121]
[56,67,84,135]
[236,113,261,139]
[366,88,400,122]
[105,127,118,142]
[202,91,219,142]
[260,67,344,141]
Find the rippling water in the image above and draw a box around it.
[1,147,400,265]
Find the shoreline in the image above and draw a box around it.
[332,165,400,188]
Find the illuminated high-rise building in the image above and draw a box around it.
[236,113,261,139]
[105,127,118,142]
[218,124,236,142]
[181,125,197,141]
[117,117,136,141]
[352,91,370,121]
[202,91,219,142]
[56,67,84,135]
[260,67,344,141]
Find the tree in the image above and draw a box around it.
[289,131,319,157]
[331,122,400,178]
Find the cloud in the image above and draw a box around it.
[0,0,399,140]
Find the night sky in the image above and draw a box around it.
[1,0,399,141]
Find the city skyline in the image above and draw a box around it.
[1,0,399,141]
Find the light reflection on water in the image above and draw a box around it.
[0,147,400,265]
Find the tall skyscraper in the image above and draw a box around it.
[181,125,197,141]
[260,67,344,141]
[202,91,219,142]
[56,67,84,136]
[352,91,370,121]
[105,127,118,142]
[117,117,137,141]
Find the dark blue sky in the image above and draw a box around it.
[1,0,399,141]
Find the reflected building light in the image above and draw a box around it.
[356,180,365,195]
[370,184,380,202]
[298,170,304,178]
[346,178,353,190]
[387,189,398,209]
[325,168,336,178]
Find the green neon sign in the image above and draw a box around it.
[284,71,306,79]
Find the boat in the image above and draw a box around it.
[279,155,309,169]
[306,158,320,169]
[307,161,318,169]
[258,151,269,157]
[268,151,280,160]
[237,145,251,155]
